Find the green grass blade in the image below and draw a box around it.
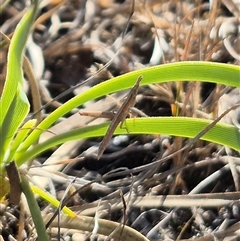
[31,185,76,218]
[15,117,240,166]
[0,0,39,120]
[20,61,240,153]
[21,175,50,241]
[0,0,40,163]
[0,90,29,166]
[7,119,36,163]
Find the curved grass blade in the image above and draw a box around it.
[20,61,240,154]
[15,116,240,166]
[0,0,40,165]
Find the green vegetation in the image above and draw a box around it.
[0,0,239,240]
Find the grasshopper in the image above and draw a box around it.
[97,76,142,159]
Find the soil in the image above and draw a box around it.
[0,0,240,240]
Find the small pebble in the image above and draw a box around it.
[72,233,86,241]
[202,210,216,226]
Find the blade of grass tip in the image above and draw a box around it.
[0,0,40,164]
[0,31,42,124]
[0,0,40,120]
[31,185,76,219]
[0,0,40,163]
